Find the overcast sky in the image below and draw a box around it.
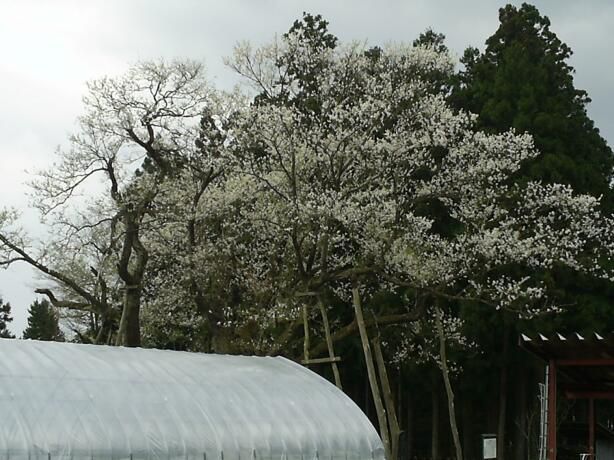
[1,0,612,335]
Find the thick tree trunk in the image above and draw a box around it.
[94,315,114,345]
[117,286,141,347]
[116,211,147,348]
[435,304,463,460]
[353,286,392,460]
[373,335,401,460]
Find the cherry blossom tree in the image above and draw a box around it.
[226,27,614,460]
[1,18,612,460]
[135,86,304,353]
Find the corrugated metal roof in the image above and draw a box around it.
[520,332,614,399]
[520,332,614,361]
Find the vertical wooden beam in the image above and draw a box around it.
[317,298,343,389]
[373,335,401,460]
[435,304,463,460]
[588,398,595,460]
[352,286,391,460]
[302,305,310,362]
[547,361,557,460]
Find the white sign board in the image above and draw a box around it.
[483,437,497,459]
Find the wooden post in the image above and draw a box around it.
[352,286,392,460]
[302,356,341,365]
[547,360,557,460]
[317,298,343,389]
[373,335,402,460]
[588,398,595,460]
[434,304,463,460]
[302,305,310,362]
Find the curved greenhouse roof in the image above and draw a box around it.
[0,339,383,460]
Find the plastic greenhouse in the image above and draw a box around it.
[0,339,384,460]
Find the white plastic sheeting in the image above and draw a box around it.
[0,339,384,460]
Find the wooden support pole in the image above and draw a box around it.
[302,305,310,363]
[302,356,341,365]
[588,399,595,460]
[547,360,557,460]
[318,298,343,389]
[373,335,401,460]
[434,304,463,460]
[352,286,392,460]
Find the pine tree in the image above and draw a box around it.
[0,297,15,339]
[22,299,64,342]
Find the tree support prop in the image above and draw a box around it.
[373,335,401,460]
[318,298,343,389]
[302,356,341,365]
[302,305,310,362]
[352,286,392,460]
[435,303,463,460]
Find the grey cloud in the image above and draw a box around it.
[1,0,611,333]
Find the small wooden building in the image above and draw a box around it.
[522,333,614,460]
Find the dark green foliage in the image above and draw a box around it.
[282,12,337,102]
[413,29,448,54]
[22,299,64,342]
[0,297,15,339]
[411,29,455,98]
[451,2,614,328]
[448,6,614,459]
[451,3,613,207]
[253,12,338,111]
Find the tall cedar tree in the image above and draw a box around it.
[0,297,15,338]
[22,299,64,341]
[450,5,614,460]
[450,3,614,331]
[452,3,613,205]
